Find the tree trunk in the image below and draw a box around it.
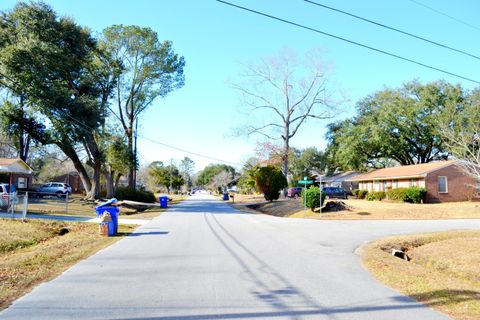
[114,173,122,188]
[86,139,102,200]
[90,161,101,199]
[127,128,135,188]
[104,169,114,198]
[59,143,92,196]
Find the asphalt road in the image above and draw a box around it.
[1,193,479,320]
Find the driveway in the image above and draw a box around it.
[1,193,478,319]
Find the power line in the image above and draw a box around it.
[407,0,480,32]
[216,0,480,85]
[139,135,242,166]
[50,110,242,167]
[304,0,480,61]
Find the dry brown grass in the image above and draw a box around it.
[360,230,480,320]
[0,218,136,310]
[27,194,188,220]
[233,196,480,220]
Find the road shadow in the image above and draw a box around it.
[408,289,480,306]
[113,231,169,237]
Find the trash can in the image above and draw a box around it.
[222,193,229,201]
[159,196,168,208]
[96,198,119,236]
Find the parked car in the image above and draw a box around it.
[37,182,72,197]
[322,186,348,199]
[0,183,18,209]
[287,187,303,198]
[0,183,16,194]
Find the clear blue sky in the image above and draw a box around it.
[2,0,480,172]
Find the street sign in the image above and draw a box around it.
[298,180,313,184]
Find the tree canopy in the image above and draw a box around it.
[326,81,463,171]
[100,25,185,187]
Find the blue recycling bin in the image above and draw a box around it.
[96,198,119,236]
[222,193,229,201]
[159,196,168,208]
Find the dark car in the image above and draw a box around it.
[287,187,303,198]
[322,186,348,199]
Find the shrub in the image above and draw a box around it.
[365,191,386,201]
[404,186,426,203]
[301,187,326,211]
[114,186,156,203]
[255,165,288,202]
[357,190,369,199]
[386,188,407,201]
[352,189,359,197]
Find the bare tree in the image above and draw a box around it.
[231,49,338,183]
[209,171,234,193]
[440,88,480,178]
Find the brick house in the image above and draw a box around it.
[348,160,480,203]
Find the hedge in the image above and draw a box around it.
[386,188,408,201]
[365,191,386,201]
[114,186,156,203]
[404,186,426,203]
[357,190,369,199]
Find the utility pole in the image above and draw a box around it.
[133,118,138,189]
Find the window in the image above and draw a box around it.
[393,180,398,188]
[477,177,480,193]
[438,176,448,193]
[410,178,418,187]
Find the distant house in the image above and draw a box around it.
[0,158,33,189]
[348,160,480,203]
[51,172,85,193]
[314,171,360,193]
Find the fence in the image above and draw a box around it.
[0,192,28,219]
[1,192,96,218]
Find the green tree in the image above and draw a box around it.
[104,135,131,197]
[196,164,236,188]
[0,1,106,198]
[149,162,184,193]
[255,165,287,202]
[289,147,326,185]
[179,157,195,190]
[440,88,480,177]
[0,98,45,162]
[326,81,461,170]
[100,25,185,188]
[237,157,260,194]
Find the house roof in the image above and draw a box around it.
[0,158,33,174]
[315,171,360,183]
[348,160,458,181]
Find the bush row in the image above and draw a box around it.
[366,191,386,201]
[354,186,426,203]
[114,186,156,203]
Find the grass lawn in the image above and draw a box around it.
[0,218,136,310]
[232,195,480,220]
[360,230,480,320]
[25,194,187,220]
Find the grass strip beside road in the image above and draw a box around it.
[360,230,480,320]
[0,218,136,310]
